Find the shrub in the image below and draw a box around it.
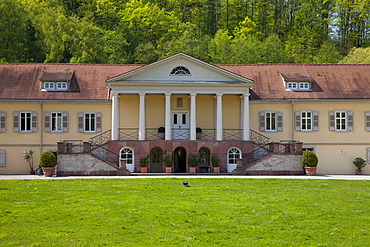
[139,155,149,167]
[163,151,173,167]
[40,151,57,167]
[353,157,366,170]
[211,154,220,167]
[301,150,318,167]
[158,127,165,133]
[188,153,199,167]
[196,127,202,133]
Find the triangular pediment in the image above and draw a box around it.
[107,53,254,86]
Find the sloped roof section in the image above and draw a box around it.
[0,63,140,100]
[219,64,370,100]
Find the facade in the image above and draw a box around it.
[1,53,370,175]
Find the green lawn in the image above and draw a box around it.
[0,178,369,246]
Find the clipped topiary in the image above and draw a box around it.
[301,150,318,167]
[40,151,57,167]
[353,157,366,170]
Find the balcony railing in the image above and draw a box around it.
[118,128,139,140]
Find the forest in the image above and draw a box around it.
[0,0,369,64]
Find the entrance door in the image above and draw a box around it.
[172,111,189,140]
[174,147,187,173]
[150,147,163,173]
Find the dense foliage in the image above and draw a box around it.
[301,150,319,167]
[1,0,369,64]
[39,151,57,167]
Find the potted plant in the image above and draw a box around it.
[301,150,318,176]
[353,157,366,175]
[211,154,221,173]
[39,151,57,177]
[140,155,149,173]
[158,127,165,139]
[163,151,173,173]
[196,127,202,139]
[23,150,35,174]
[188,153,198,173]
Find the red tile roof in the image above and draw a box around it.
[1,63,370,101]
[219,64,370,100]
[0,63,140,100]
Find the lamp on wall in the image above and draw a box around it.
[22,150,27,156]
[341,149,346,155]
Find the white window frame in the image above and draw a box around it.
[51,112,62,132]
[265,111,276,132]
[286,82,297,90]
[335,111,347,131]
[170,66,191,76]
[227,147,241,165]
[285,81,311,91]
[301,111,313,131]
[299,82,310,89]
[42,82,69,91]
[302,146,316,153]
[20,112,32,132]
[84,113,96,133]
[120,147,134,166]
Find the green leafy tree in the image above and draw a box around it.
[339,47,370,64]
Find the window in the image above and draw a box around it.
[51,112,62,131]
[260,111,283,132]
[303,146,316,153]
[20,112,32,131]
[285,82,311,91]
[42,82,69,91]
[0,111,6,132]
[78,112,102,133]
[13,111,37,132]
[44,112,68,133]
[329,111,353,132]
[120,148,133,166]
[265,112,276,131]
[295,111,319,132]
[170,66,191,75]
[228,148,241,164]
[85,113,96,132]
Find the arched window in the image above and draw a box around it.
[228,147,241,164]
[170,66,191,75]
[120,147,133,165]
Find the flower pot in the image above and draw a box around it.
[158,133,165,140]
[304,167,317,176]
[30,170,35,175]
[165,167,172,173]
[196,133,201,139]
[213,167,220,173]
[42,167,56,177]
[356,169,362,175]
[189,167,197,173]
[141,167,148,173]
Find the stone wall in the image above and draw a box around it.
[57,153,118,176]
[246,154,304,175]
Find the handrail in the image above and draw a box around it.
[250,129,270,145]
[89,129,112,146]
[90,143,120,167]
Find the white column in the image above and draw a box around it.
[190,93,197,140]
[165,93,172,140]
[139,93,146,140]
[242,93,250,141]
[111,93,119,140]
[216,93,223,141]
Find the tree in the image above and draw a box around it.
[339,47,370,64]
[314,40,342,64]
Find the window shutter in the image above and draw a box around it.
[31,111,38,132]
[259,111,265,132]
[277,111,283,132]
[62,112,68,132]
[44,111,51,132]
[0,112,6,132]
[295,111,301,131]
[0,149,5,166]
[13,111,19,132]
[78,112,84,132]
[367,148,370,163]
[313,111,319,131]
[365,112,370,131]
[347,111,353,131]
[329,111,335,131]
[96,112,102,133]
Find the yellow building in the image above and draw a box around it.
[1,53,369,175]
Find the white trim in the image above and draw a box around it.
[111,93,119,140]
[165,93,172,140]
[190,93,197,140]
[216,93,223,141]
[138,93,146,140]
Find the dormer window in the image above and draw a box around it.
[170,66,191,75]
[40,71,73,91]
[280,73,312,91]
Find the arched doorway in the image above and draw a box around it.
[174,147,187,173]
[150,147,163,173]
[198,147,210,173]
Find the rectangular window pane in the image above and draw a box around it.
[182,114,186,125]
[173,114,177,125]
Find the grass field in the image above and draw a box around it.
[0,178,369,246]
